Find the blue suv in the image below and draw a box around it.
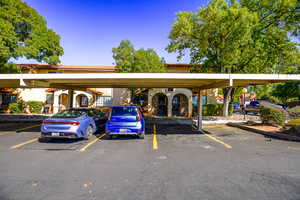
[105,106,145,139]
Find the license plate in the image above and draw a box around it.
[119,129,127,133]
[52,132,60,136]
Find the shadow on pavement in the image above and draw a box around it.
[145,124,199,135]
[0,122,41,132]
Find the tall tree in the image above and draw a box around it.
[112,40,166,73]
[167,0,300,116]
[112,40,166,103]
[272,82,300,103]
[0,0,64,72]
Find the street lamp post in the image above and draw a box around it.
[242,88,248,121]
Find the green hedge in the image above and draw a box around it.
[9,103,24,114]
[288,106,300,118]
[202,103,233,116]
[260,102,286,126]
[28,101,44,114]
[287,118,300,127]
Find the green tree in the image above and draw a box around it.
[112,40,166,73]
[0,0,64,72]
[272,82,300,103]
[112,40,166,103]
[167,0,300,116]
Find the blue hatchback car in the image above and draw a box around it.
[105,105,145,139]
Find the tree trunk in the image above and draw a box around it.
[229,88,236,103]
[223,88,233,117]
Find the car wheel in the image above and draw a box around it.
[39,137,50,143]
[84,125,93,140]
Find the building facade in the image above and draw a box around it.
[0,64,218,117]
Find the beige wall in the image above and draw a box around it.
[18,88,48,102]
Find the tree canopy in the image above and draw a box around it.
[112,40,166,73]
[272,82,300,103]
[167,0,300,116]
[167,0,300,74]
[0,0,64,72]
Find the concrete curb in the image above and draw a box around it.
[227,122,300,142]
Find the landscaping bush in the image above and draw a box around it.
[202,103,233,116]
[288,106,300,118]
[259,102,286,126]
[287,118,300,127]
[9,103,24,114]
[28,101,44,114]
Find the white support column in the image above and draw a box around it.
[68,89,74,109]
[197,89,203,132]
[53,92,59,113]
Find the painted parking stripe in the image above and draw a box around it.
[203,133,232,149]
[153,125,158,150]
[0,132,15,136]
[10,138,39,149]
[79,134,106,152]
[16,124,41,132]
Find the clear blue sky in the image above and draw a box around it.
[18,0,209,66]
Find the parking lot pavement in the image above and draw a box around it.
[0,122,300,200]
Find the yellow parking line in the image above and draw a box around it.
[203,133,232,149]
[79,134,106,152]
[16,124,41,132]
[10,138,39,149]
[0,132,14,136]
[153,125,158,150]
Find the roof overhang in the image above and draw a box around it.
[0,73,299,89]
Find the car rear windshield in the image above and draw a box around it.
[111,107,138,116]
[52,109,86,118]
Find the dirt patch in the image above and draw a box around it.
[244,125,282,132]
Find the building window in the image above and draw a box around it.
[192,96,207,106]
[2,94,17,105]
[80,96,88,107]
[45,94,54,104]
[96,96,112,106]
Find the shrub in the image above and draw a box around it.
[288,106,300,118]
[260,102,286,126]
[287,118,300,127]
[9,103,24,114]
[28,101,44,114]
[202,103,233,116]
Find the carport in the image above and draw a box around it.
[0,73,299,131]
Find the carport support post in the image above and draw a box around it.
[197,89,203,132]
[68,89,74,109]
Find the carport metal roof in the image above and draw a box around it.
[0,73,299,89]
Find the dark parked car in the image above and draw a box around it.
[105,105,145,139]
[41,108,107,140]
[244,100,284,114]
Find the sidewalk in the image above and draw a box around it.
[193,113,261,125]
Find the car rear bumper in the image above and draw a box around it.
[41,132,80,139]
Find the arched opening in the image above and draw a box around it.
[58,93,68,111]
[172,93,188,117]
[76,94,89,107]
[152,93,168,116]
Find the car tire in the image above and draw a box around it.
[39,137,50,143]
[84,125,93,140]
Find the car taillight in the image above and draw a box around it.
[69,121,80,126]
[42,121,80,126]
[137,110,141,121]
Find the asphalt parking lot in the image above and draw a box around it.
[0,122,300,200]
